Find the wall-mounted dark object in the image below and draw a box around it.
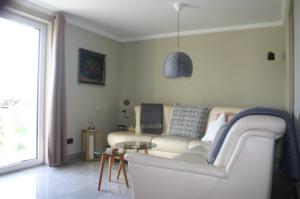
[67,138,73,144]
[116,124,127,131]
[267,51,275,61]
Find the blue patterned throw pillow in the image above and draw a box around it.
[169,104,210,139]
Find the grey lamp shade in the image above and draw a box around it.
[164,52,193,78]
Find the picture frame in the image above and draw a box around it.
[78,48,106,85]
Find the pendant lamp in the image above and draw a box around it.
[164,2,193,78]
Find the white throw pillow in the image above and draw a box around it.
[201,113,226,142]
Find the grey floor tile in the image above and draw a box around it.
[0,159,132,199]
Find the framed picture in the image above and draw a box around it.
[78,48,106,85]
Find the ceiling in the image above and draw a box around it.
[22,0,286,42]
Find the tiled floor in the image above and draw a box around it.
[0,159,132,199]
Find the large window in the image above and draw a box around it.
[0,12,46,173]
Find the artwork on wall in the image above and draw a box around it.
[78,48,106,85]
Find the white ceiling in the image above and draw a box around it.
[22,0,286,42]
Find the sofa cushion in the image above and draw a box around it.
[187,141,212,153]
[170,141,212,164]
[174,149,208,164]
[188,139,205,149]
[174,152,208,164]
[202,113,226,142]
[169,104,210,139]
[151,135,191,153]
[148,150,179,158]
[107,131,157,147]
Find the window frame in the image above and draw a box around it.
[0,10,47,174]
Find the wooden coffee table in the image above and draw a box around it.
[115,141,157,154]
[96,148,129,191]
[96,142,156,191]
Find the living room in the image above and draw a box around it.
[0,0,299,199]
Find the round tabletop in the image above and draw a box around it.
[94,146,125,156]
[115,141,157,150]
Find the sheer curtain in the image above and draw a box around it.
[45,14,67,166]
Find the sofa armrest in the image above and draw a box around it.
[227,115,286,139]
[125,153,227,178]
[213,115,286,166]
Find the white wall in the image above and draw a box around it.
[65,23,122,155]
[63,21,288,157]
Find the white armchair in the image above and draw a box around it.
[125,115,286,199]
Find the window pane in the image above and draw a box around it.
[0,17,39,166]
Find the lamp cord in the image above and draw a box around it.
[177,11,180,52]
[269,19,272,50]
[177,10,180,69]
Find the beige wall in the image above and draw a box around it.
[121,27,287,110]
[65,23,122,155]
[284,0,294,113]
[64,24,287,155]
[293,0,300,193]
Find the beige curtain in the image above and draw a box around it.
[45,14,67,166]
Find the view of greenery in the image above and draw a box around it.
[0,103,33,166]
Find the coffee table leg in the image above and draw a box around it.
[144,149,148,154]
[116,161,122,180]
[108,155,113,182]
[120,155,129,188]
[98,154,106,191]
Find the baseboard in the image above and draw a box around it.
[68,153,81,161]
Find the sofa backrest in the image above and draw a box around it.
[134,105,243,135]
[207,107,243,123]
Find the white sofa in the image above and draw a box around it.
[108,105,242,158]
[120,106,286,199]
